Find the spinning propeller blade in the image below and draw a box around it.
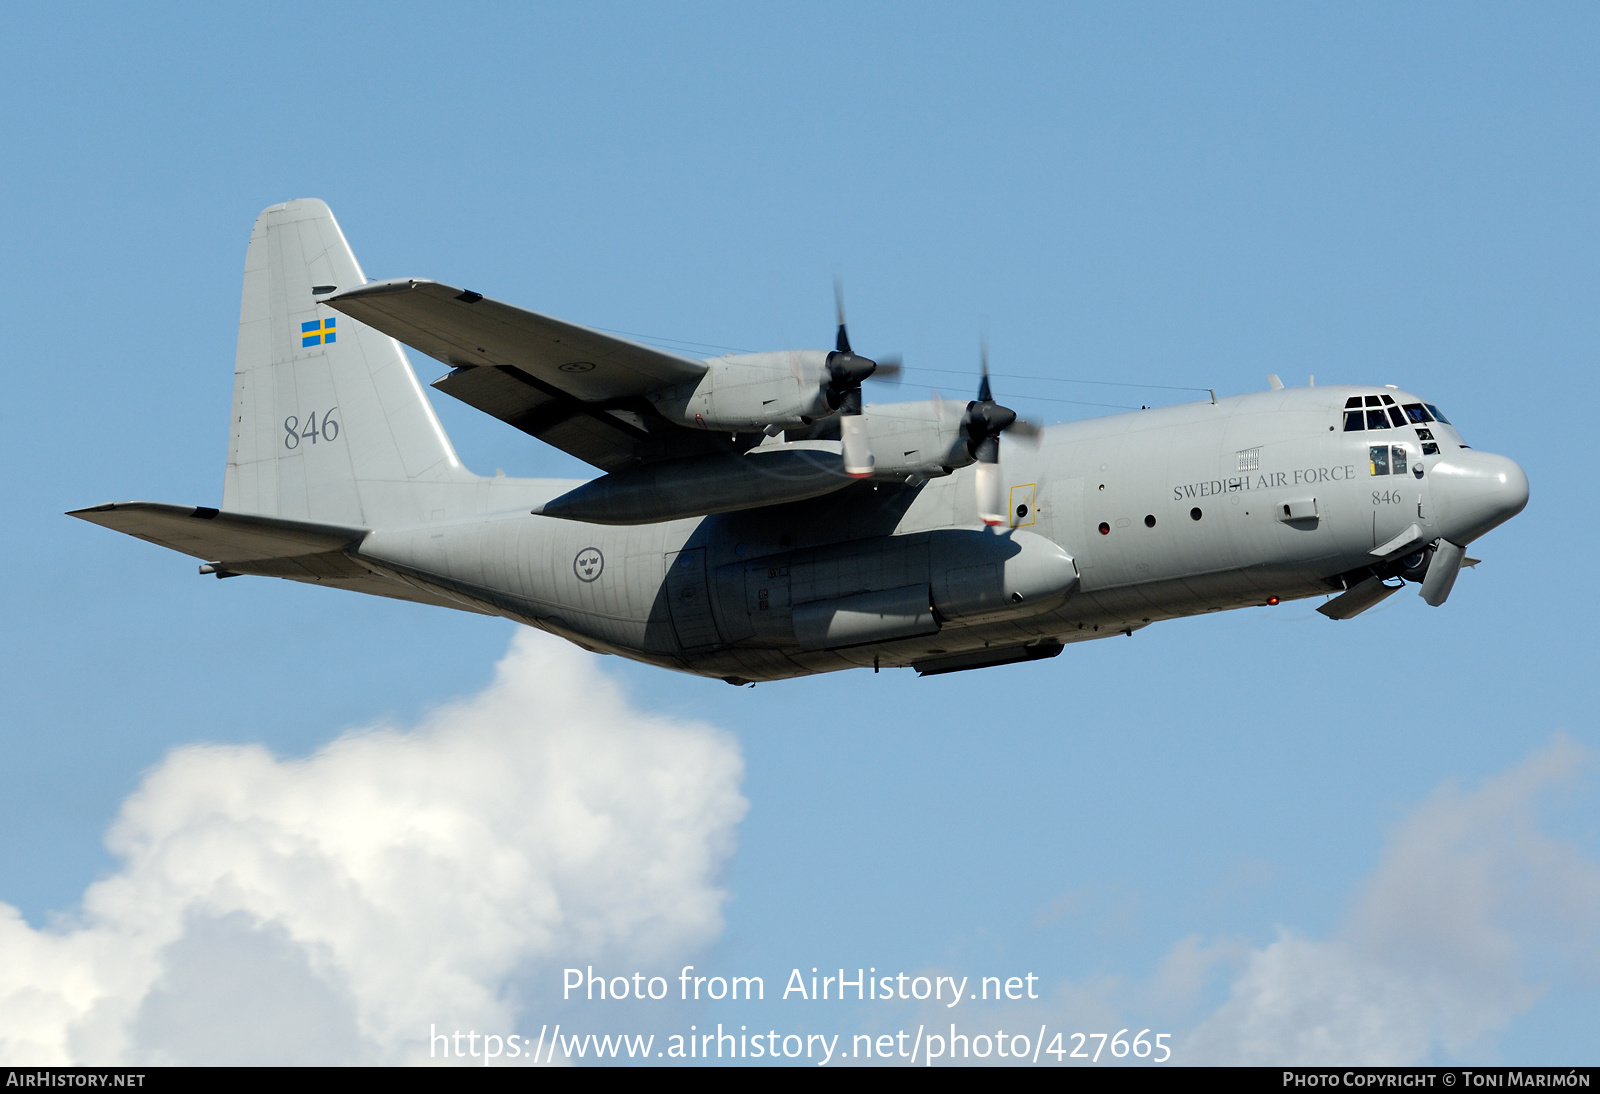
[827,281,903,475]
[963,339,1038,525]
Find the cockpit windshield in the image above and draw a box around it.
[1342,394,1451,432]
[1342,392,1455,456]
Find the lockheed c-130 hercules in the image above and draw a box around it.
[72,200,1529,683]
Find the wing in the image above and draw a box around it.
[326,279,726,472]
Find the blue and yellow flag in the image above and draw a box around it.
[301,317,337,347]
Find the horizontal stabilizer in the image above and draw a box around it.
[1317,575,1402,620]
[68,502,365,562]
[70,501,486,613]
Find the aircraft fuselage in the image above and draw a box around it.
[354,384,1527,682]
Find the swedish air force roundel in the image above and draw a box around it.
[573,547,604,582]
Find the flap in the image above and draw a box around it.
[69,502,366,562]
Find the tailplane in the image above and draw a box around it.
[224,199,476,527]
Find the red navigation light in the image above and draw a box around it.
[1267,596,1280,605]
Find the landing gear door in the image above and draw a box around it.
[664,547,722,650]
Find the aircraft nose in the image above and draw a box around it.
[1428,449,1529,544]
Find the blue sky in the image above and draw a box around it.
[0,3,1595,1065]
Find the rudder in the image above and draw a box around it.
[223,199,474,527]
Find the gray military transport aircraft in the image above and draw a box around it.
[72,200,1529,683]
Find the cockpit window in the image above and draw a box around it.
[1370,444,1409,476]
[1343,394,1454,435]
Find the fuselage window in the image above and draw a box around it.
[1391,445,1408,476]
[1421,442,1440,455]
[1386,406,1407,428]
[1370,445,1390,475]
[1344,410,1365,431]
[1366,409,1391,430]
[1425,403,1451,424]
[1403,403,1434,423]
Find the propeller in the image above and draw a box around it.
[828,281,901,477]
[964,340,1040,526]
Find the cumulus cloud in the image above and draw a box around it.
[0,629,747,1065]
[1185,736,1600,1064]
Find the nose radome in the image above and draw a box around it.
[1430,450,1529,544]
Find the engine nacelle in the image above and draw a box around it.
[651,351,833,431]
[857,400,972,479]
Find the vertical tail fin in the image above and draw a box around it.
[224,199,475,527]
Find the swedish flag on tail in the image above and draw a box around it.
[301,316,336,347]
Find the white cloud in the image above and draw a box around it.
[0,628,747,1065]
[1185,736,1600,1065]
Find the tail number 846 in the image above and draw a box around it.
[284,408,342,450]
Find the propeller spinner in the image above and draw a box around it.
[964,344,1039,525]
